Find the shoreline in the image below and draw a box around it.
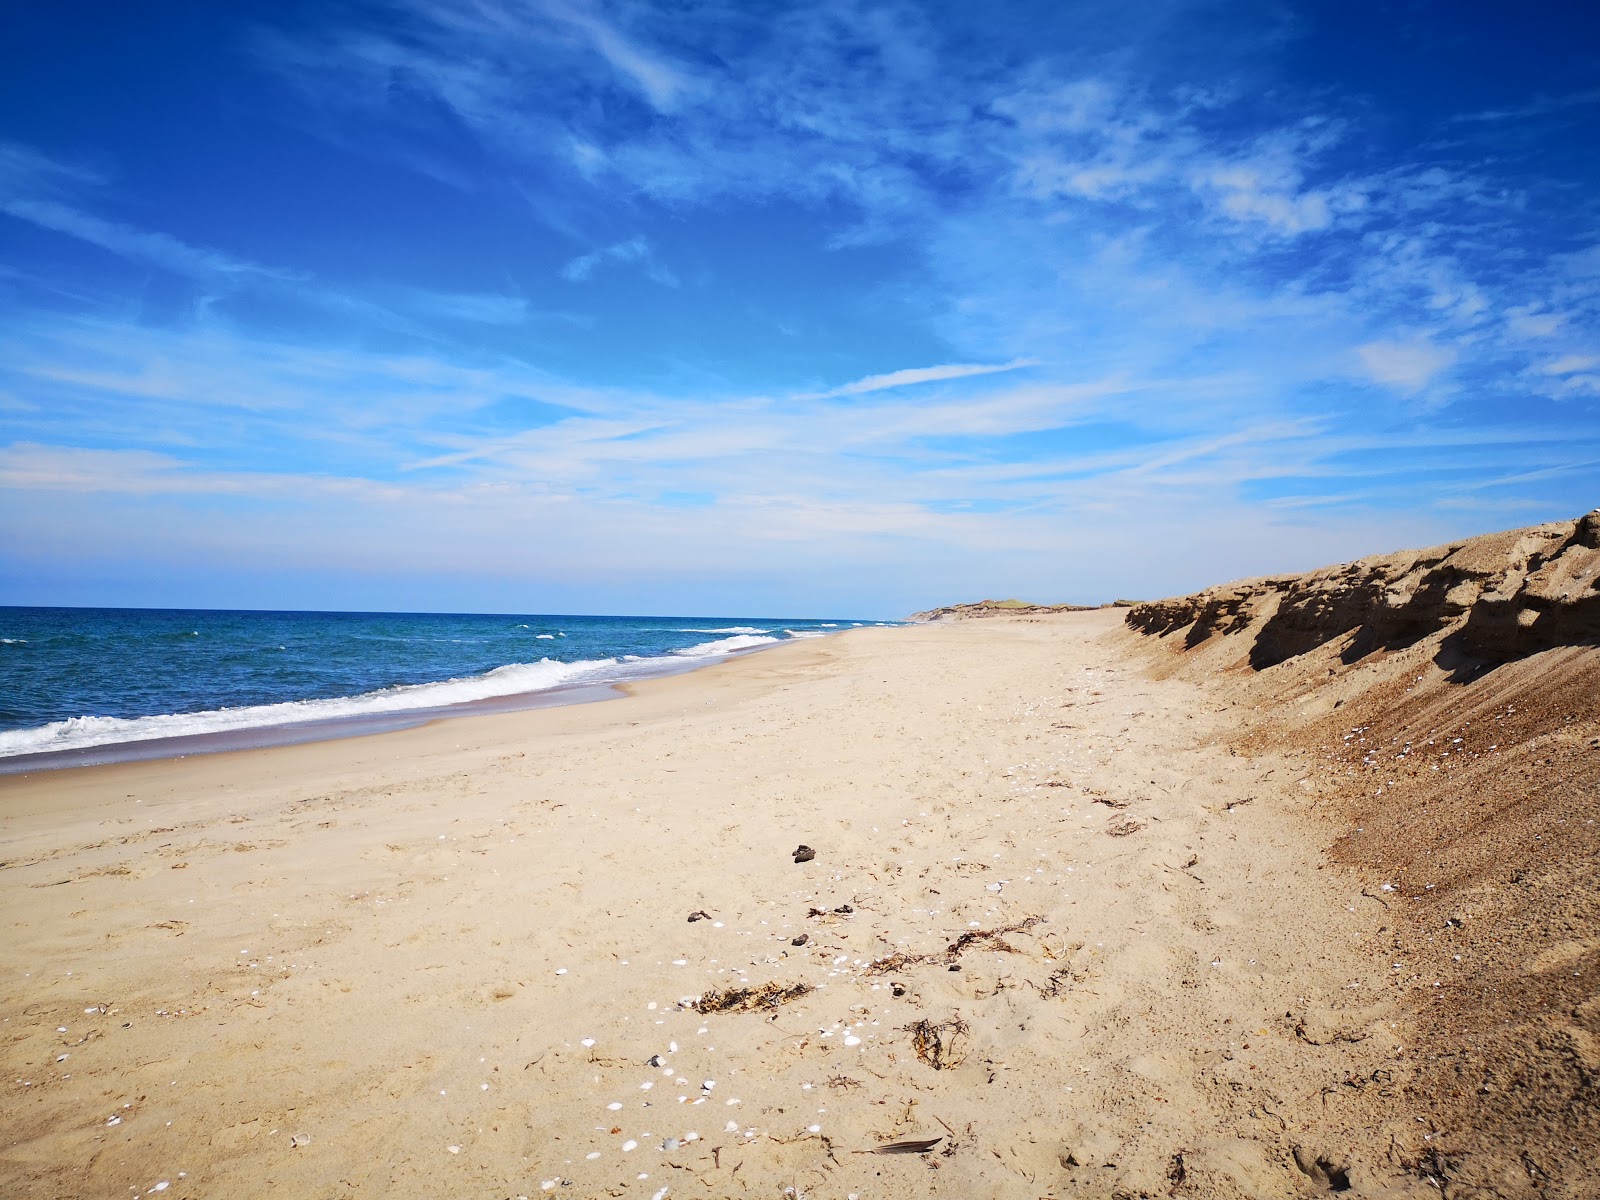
[0,631,856,777]
[0,612,1406,1197]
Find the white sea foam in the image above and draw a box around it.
[536,633,556,639]
[0,657,620,758]
[670,634,780,657]
[676,626,770,635]
[783,629,826,639]
[0,638,25,644]
[1,621,826,761]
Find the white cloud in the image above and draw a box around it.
[1,197,299,282]
[808,358,1039,399]
[0,442,236,494]
[560,236,678,285]
[0,141,101,195]
[401,288,534,325]
[1506,307,1566,338]
[1187,127,1367,237]
[1542,354,1599,375]
[1357,338,1456,393]
[1451,87,1600,124]
[544,0,694,111]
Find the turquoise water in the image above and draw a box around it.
[0,607,891,762]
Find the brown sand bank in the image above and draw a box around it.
[1124,511,1600,1198]
[3,514,1596,1199]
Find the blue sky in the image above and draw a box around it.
[1,1,1597,618]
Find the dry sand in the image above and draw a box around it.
[3,515,1597,1198]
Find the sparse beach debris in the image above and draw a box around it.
[289,1133,312,1148]
[1033,965,1082,997]
[805,904,853,918]
[862,951,920,976]
[792,845,816,863]
[687,910,713,922]
[865,915,1044,975]
[906,1017,968,1070]
[857,1136,944,1154]
[692,981,813,1014]
[1106,817,1146,837]
[791,933,809,946]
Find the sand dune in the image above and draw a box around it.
[1122,509,1600,1197]
[2,514,1596,1198]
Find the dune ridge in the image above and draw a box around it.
[1128,510,1600,669]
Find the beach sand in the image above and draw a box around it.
[0,611,1412,1199]
[3,535,1596,1199]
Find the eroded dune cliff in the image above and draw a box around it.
[1129,510,1600,670]
[1125,511,1600,1198]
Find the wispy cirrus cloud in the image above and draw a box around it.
[1451,87,1600,124]
[803,358,1040,399]
[3,3,1598,612]
[541,0,694,111]
[1,197,301,283]
[560,236,677,285]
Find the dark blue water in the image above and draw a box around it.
[0,607,890,760]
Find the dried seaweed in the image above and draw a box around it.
[1033,965,1083,998]
[863,916,1044,976]
[943,915,1042,957]
[692,981,813,1014]
[1106,817,1146,837]
[862,951,923,976]
[906,1016,968,1070]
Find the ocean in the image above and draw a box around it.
[0,607,894,768]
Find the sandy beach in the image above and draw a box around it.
[0,611,1417,1198]
[4,512,1598,1199]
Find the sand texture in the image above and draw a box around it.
[3,514,1597,1198]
